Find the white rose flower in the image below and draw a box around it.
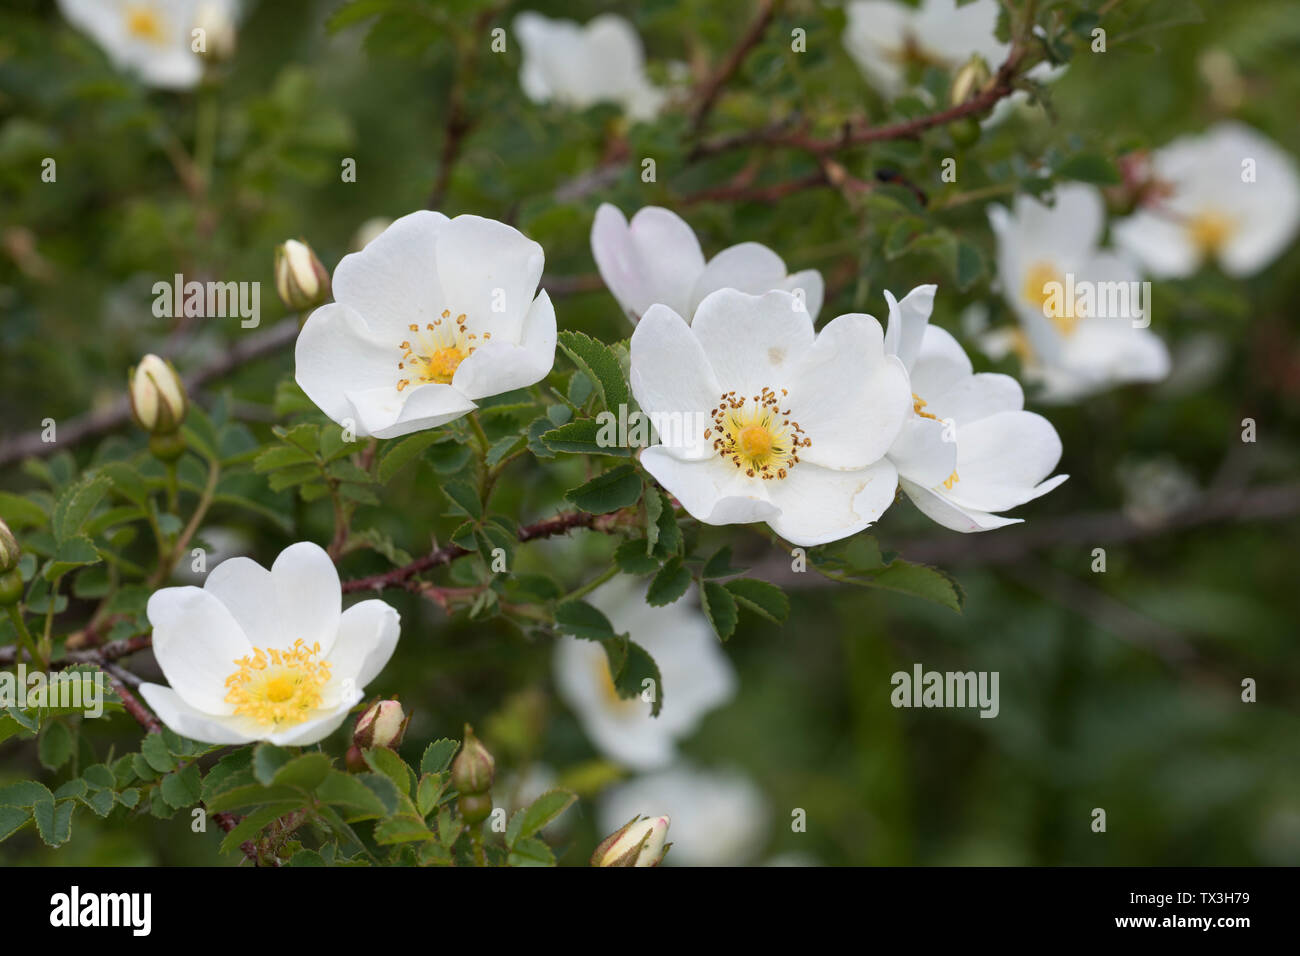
[599,764,769,866]
[590,203,825,324]
[629,288,911,546]
[987,183,1170,402]
[57,0,239,90]
[1112,122,1300,279]
[884,285,1068,532]
[554,575,735,771]
[294,211,557,438]
[138,542,401,746]
[513,12,665,122]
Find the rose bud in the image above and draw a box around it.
[451,724,495,795]
[193,1,237,63]
[274,239,331,311]
[591,815,670,867]
[353,698,408,751]
[128,354,188,435]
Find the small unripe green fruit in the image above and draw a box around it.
[457,792,493,826]
[149,430,187,462]
[948,117,981,148]
[0,569,24,606]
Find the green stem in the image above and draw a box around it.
[559,563,619,604]
[6,605,40,666]
[165,461,179,514]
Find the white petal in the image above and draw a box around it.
[591,204,705,321]
[344,382,477,438]
[882,284,937,373]
[629,304,722,457]
[146,586,252,714]
[331,210,450,341]
[295,303,401,429]
[899,479,1022,533]
[138,684,259,745]
[323,600,402,699]
[947,411,1066,512]
[436,215,544,337]
[888,416,957,488]
[765,459,899,546]
[691,289,815,398]
[843,0,913,97]
[907,325,974,401]
[640,446,778,527]
[926,371,1024,424]
[789,313,911,469]
[780,269,825,321]
[452,291,557,400]
[1111,210,1200,279]
[687,242,789,317]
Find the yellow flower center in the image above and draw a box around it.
[125,4,167,44]
[1021,260,1080,336]
[1186,209,1235,256]
[224,639,331,727]
[396,310,488,390]
[708,388,810,480]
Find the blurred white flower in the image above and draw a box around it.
[295,211,556,438]
[350,217,394,252]
[1117,457,1198,528]
[513,12,665,121]
[629,289,910,546]
[139,542,401,746]
[1112,122,1300,279]
[554,575,735,771]
[987,183,1170,402]
[884,285,1068,532]
[590,204,825,324]
[57,0,240,89]
[173,526,250,585]
[599,765,769,866]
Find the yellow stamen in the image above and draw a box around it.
[912,393,938,420]
[711,387,810,481]
[396,310,477,389]
[942,470,960,490]
[1186,209,1235,256]
[125,5,167,44]
[1021,261,1079,336]
[224,639,331,727]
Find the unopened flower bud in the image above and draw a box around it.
[129,354,188,435]
[274,239,331,311]
[451,724,495,795]
[591,815,670,867]
[353,698,408,751]
[193,1,237,63]
[950,54,992,107]
[0,518,18,574]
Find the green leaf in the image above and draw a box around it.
[555,600,617,641]
[650,490,681,557]
[702,545,745,579]
[270,752,333,791]
[0,490,47,529]
[52,474,111,543]
[0,806,29,842]
[253,445,315,473]
[41,535,100,580]
[564,465,642,514]
[419,738,459,776]
[1057,152,1121,185]
[507,835,555,867]
[219,802,301,855]
[317,770,398,821]
[701,581,739,640]
[141,731,177,773]
[557,330,630,413]
[416,773,446,817]
[36,721,74,770]
[646,556,691,606]
[252,742,294,785]
[32,798,73,847]
[541,418,629,456]
[616,641,663,717]
[724,578,790,623]
[506,789,577,847]
[614,538,660,574]
[441,478,482,520]
[954,239,986,291]
[160,763,202,809]
[869,561,965,612]
[0,780,54,808]
[363,747,415,798]
[375,814,436,845]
